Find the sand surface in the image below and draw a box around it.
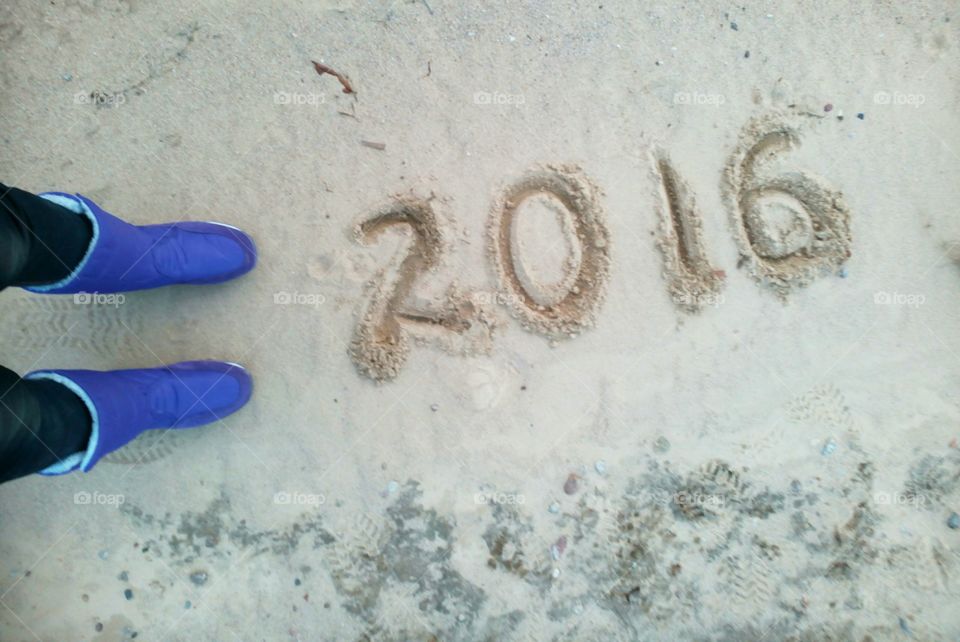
[1,1,959,640]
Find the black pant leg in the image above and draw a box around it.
[0,365,92,484]
[0,183,92,290]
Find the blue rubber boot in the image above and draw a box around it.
[24,192,257,294]
[25,361,253,474]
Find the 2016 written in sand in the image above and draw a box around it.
[349,112,852,381]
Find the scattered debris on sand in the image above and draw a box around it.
[311,60,354,94]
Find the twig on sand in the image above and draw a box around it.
[421,0,434,15]
[787,104,825,119]
[311,61,355,94]
[360,140,386,150]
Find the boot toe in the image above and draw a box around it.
[166,361,253,427]
[152,222,257,285]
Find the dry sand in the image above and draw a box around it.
[1,0,960,640]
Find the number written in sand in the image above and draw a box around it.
[650,148,726,312]
[349,198,491,382]
[488,166,612,339]
[722,114,851,298]
[349,113,853,380]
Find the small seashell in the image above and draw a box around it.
[563,474,579,495]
